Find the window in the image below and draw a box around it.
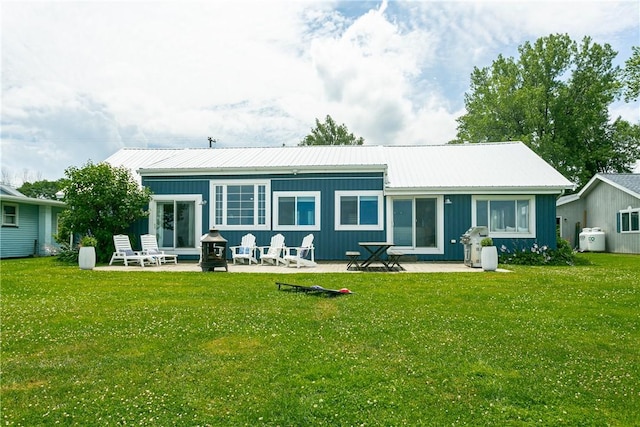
[273,192,320,231]
[2,203,18,227]
[335,191,383,230]
[619,207,640,233]
[473,196,535,238]
[149,195,203,250]
[211,181,269,229]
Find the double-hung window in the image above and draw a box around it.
[273,191,320,231]
[619,207,640,233]
[335,191,383,230]
[473,196,535,238]
[211,181,269,229]
[2,203,18,227]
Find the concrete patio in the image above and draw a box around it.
[96,261,507,273]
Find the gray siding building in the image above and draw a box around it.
[557,174,640,254]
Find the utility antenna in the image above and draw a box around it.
[208,137,217,148]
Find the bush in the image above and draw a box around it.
[480,237,493,247]
[55,241,79,264]
[499,237,577,266]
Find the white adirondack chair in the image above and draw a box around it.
[109,234,157,267]
[258,233,286,265]
[140,234,178,265]
[229,233,258,264]
[283,234,316,268]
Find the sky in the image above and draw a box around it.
[1,0,639,185]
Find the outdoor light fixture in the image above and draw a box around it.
[445,198,452,205]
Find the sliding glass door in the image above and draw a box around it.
[392,197,438,249]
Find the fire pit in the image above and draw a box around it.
[200,228,228,272]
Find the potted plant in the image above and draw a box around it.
[78,235,98,270]
[480,237,498,271]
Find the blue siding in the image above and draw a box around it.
[490,194,559,252]
[441,194,472,261]
[135,173,561,262]
[0,204,39,258]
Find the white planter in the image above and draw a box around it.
[481,246,498,271]
[79,246,96,270]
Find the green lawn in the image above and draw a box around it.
[1,254,639,426]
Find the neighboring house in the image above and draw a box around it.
[557,173,640,254]
[0,185,66,258]
[105,142,574,261]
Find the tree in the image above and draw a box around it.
[17,179,67,200]
[299,115,365,146]
[622,46,639,102]
[57,162,152,262]
[452,34,640,189]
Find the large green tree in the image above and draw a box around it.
[58,162,152,262]
[299,115,365,146]
[622,45,639,102]
[452,34,640,188]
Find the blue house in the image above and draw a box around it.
[105,142,573,261]
[0,185,66,258]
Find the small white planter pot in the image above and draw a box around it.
[481,246,498,271]
[79,246,96,270]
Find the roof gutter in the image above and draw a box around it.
[0,195,66,207]
[139,164,388,177]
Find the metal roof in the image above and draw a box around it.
[105,142,574,193]
[0,185,66,207]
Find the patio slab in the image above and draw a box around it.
[95,261,509,273]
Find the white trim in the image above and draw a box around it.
[273,191,321,231]
[472,195,536,239]
[334,191,384,231]
[619,207,640,233]
[386,195,445,255]
[1,202,19,227]
[209,180,271,230]
[148,194,203,255]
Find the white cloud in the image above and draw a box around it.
[1,0,638,183]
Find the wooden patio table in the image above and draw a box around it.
[358,242,395,271]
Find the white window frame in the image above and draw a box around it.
[619,207,640,233]
[273,191,321,231]
[2,203,18,227]
[385,196,445,255]
[472,195,536,238]
[148,194,203,253]
[334,191,384,231]
[210,180,270,230]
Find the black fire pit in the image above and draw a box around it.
[200,228,228,272]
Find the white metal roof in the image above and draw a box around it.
[105,142,574,193]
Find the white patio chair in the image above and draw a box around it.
[140,234,178,265]
[109,234,157,267]
[258,233,286,266]
[283,234,316,268]
[229,233,258,264]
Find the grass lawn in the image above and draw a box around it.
[1,254,639,426]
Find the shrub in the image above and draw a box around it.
[80,235,98,247]
[480,237,493,247]
[499,237,577,266]
[55,241,79,264]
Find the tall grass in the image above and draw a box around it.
[1,254,638,426]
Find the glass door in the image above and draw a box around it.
[392,198,438,248]
[156,201,196,249]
